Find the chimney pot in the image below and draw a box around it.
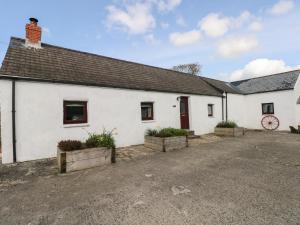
[29,17,39,23]
[25,17,42,48]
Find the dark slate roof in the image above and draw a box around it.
[230,70,300,94]
[201,77,242,94]
[0,37,222,97]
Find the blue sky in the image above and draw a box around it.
[0,0,300,81]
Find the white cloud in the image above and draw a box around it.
[176,16,187,27]
[156,0,182,11]
[232,11,252,28]
[199,11,252,38]
[105,0,181,34]
[217,36,259,58]
[106,3,155,34]
[229,58,300,81]
[199,13,231,38]
[249,21,263,32]
[160,21,169,29]
[144,34,160,45]
[169,30,202,46]
[268,0,294,15]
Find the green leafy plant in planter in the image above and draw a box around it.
[216,121,238,128]
[146,127,188,137]
[85,128,117,163]
[146,129,158,137]
[86,130,116,149]
[58,140,82,151]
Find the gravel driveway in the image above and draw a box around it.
[0,131,300,225]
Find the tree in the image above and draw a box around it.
[171,63,202,76]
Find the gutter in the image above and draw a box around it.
[12,80,17,162]
[221,95,224,121]
[225,92,228,121]
[0,75,223,98]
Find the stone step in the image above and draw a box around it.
[187,135,201,139]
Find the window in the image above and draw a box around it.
[262,103,274,115]
[63,101,88,124]
[141,102,153,121]
[208,104,214,117]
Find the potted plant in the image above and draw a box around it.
[214,121,245,137]
[144,127,188,152]
[57,129,116,173]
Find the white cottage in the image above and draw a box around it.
[203,72,300,131]
[0,18,299,164]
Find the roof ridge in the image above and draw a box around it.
[4,37,222,97]
[10,37,210,81]
[201,76,229,83]
[230,69,300,83]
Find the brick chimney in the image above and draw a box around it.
[25,18,42,48]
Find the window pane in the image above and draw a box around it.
[208,104,213,116]
[141,107,148,119]
[141,102,153,120]
[66,105,84,121]
[208,106,212,115]
[64,101,87,124]
[262,103,274,114]
[262,104,268,114]
[180,101,185,114]
[269,104,274,113]
[147,107,152,117]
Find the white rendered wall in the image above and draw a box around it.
[189,95,223,134]
[0,80,13,164]
[226,93,246,127]
[0,80,222,163]
[244,90,295,130]
[225,90,296,130]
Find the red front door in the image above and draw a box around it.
[180,97,190,129]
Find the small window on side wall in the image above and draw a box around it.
[262,103,274,115]
[208,104,214,117]
[141,102,154,121]
[64,101,88,124]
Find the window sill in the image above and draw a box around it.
[142,120,156,123]
[63,123,90,128]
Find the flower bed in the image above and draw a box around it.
[57,147,111,173]
[57,129,116,173]
[144,128,188,152]
[214,121,245,137]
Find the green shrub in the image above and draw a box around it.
[146,127,188,137]
[58,140,82,151]
[158,128,188,137]
[85,134,101,148]
[85,129,116,149]
[216,121,238,128]
[146,129,158,136]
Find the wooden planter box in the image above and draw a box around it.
[57,147,111,173]
[215,127,245,137]
[144,135,188,152]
